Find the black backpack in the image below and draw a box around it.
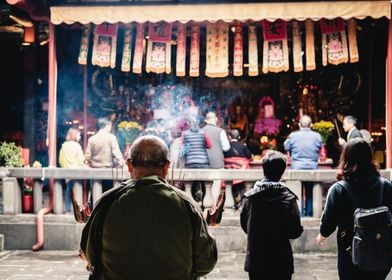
[340,179,392,272]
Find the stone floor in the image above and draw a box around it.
[0,250,391,280]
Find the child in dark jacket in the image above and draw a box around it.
[240,150,303,280]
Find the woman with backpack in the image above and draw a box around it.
[316,138,392,279]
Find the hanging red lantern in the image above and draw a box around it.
[23,26,35,44]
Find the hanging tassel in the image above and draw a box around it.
[248,24,259,77]
[132,23,145,74]
[189,24,200,77]
[145,40,153,73]
[78,24,90,65]
[305,19,316,70]
[248,24,259,76]
[348,19,359,63]
[283,38,289,72]
[262,40,269,74]
[110,30,117,69]
[233,23,243,77]
[292,21,303,72]
[165,42,171,74]
[176,23,186,77]
[121,24,132,72]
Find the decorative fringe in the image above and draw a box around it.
[176,23,186,77]
[320,19,349,66]
[121,24,132,72]
[91,24,118,69]
[305,19,316,71]
[205,21,229,78]
[145,41,170,74]
[262,20,288,73]
[292,21,303,72]
[132,23,145,74]
[233,23,243,77]
[189,24,200,77]
[78,24,90,65]
[248,24,259,76]
[348,19,359,63]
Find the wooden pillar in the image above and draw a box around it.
[47,23,58,208]
[387,16,392,168]
[368,32,373,131]
[83,65,88,150]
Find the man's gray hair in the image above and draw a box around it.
[205,111,217,124]
[299,115,312,128]
[129,135,169,168]
[98,118,111,129]
[344,115,357,126]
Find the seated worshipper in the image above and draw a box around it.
[182,117,212,206]
[80,135,217,280]
[241,151,303,280]
[224,129,252,209]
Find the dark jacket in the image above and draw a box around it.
[320,175,392,279]
[347,127,363,140]
[224,140,252,159]
[240,179,303,275]
[80,176,217,280]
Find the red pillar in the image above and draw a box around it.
[387,15,392,168]
[47,22,57,207]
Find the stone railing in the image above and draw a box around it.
[1,167,391,217]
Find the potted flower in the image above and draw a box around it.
[312,120,335,161]
[0,142,23,168]
[0,142,34,212]
[260,135,277,157]
[117,121,142,156]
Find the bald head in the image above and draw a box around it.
[205,112,218,125]
[128,135,169,169]
[299,115,312,128]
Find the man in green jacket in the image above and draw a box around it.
[80,135,217,280]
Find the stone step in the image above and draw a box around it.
[0,212,337,253]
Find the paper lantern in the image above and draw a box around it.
[24,26,35,43]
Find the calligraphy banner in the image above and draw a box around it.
[233,23,243,77]
[262,20,289,74]
[348,19,359,63]
[248,24,259,76]
[149,22,172,43]
[146,22,171,74]
[292,21,303,72]
[305,19,316,71]
[121,24,132,72]
[205,21,229,78]
[132,23,145,74]
[189,24,200,77]
[176,23,186,77]
[320,19,348,66]
[78,24,90,65]
[146,41,171,74]
[92,23,118,68]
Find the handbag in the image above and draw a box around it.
[206,189,225,226]
[71,189,91,223]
